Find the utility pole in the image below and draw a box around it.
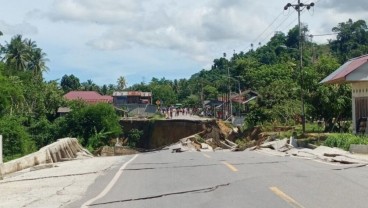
[236,79,241,116]
[224,53,232,119]
[284,1,315,134]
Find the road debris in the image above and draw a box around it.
[252,139,368,165]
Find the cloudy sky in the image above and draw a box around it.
[0,0,367,86]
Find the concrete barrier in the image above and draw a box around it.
[349,144,368,154]
[0,138,92,178]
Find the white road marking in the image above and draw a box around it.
[81,154,139,207]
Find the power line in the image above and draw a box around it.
[259,10,297,45]
[250,12,284,46]
[247,0,298,50]
[309,33,338,37]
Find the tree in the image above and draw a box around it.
[127,129,143,147]
[330,19,368,63]
[0,116,36,161]
[203,85,219,100]
[306,55,351,131]
[2,35,48,77]
[58,103,122,147]
[151,84,177,106]
[27,48,49,76]
[2,35,28,72]
[60,74,81,93]
[43,80,65,118]
[0,71,25,116]
[80,79,100,91]
[117,76,127,91]
[183,94,201,107]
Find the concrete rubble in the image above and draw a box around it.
[250,138,368,165]
[170,131,239,153]
[0,138,92,178]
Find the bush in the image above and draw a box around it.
[127,129,143,147]
[28,117,57,149]
[323,133,368,150]
[0,116,36,161]
[57,103,122,147]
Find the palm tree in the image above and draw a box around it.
[3,35,28,71]
[117,76,127,91]
[28,48,49,75]
[81,79,100,91]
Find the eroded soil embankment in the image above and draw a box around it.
[120,119,231,149]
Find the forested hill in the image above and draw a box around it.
[130,19,368,129]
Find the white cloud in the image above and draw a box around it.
[2,0,368,85]
[0,20,38,36]
[46,0,274,67]
[48,0,142,24]
[319,0,368,13]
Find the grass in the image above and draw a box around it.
[323,133,368,150]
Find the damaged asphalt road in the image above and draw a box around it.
[71,150,368,208]
[88,183,230,206]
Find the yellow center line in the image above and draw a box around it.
[222,161,238,172]
[202,153,211,158]
[270,186,305,208]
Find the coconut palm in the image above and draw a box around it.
[2,35,28,71]
[27,48,49,75]
[117,76,127,90]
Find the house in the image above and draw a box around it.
[63,91,113,104]
[320,54,368,133]
[231,90,259,104]
[113,91,152,107]
[57,107,71,116]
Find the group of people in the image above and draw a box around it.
[159,107,197,119]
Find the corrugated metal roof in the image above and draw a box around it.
[113,91,152,97]
[320,54,368,84]
[64,91,112,103]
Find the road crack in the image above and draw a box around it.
[88,183,230,206]
[125,163,220,170]
[232,161,287,165]
[0,166,112,184]
[332,164,368,170]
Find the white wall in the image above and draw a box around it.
[352,82,368,133]
[347,63,368,82]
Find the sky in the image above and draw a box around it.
[0,0,367,86]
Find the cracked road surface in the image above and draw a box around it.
[70,150,368,208]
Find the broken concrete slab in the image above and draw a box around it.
[286,146,368,165]
[0,138,92,177]
[260,138,292,152]
[30,164,56,171]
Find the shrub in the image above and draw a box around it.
[56,103,122,147]
[0,116,36,161]
[323,133,368,150]
[127,129,143,147]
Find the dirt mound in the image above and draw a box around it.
[217,120,233,137]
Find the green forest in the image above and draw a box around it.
[1,19,367,161]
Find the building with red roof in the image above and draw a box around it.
[321,54,368,133]
[63,91,113,104]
